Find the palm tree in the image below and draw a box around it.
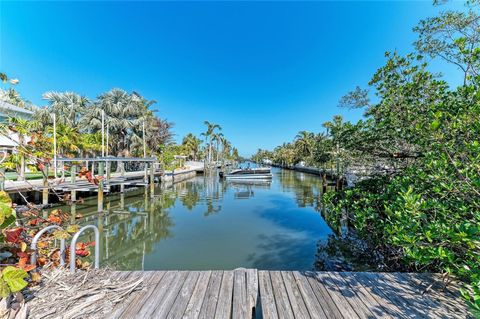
[182,133,202,161]
[212,132,224,162]
[220,136,231,160]
[202,121,221,164]
[80,89,155,156]
[295,131,315,161]
[41,91,89,128]
[47,124,81,156]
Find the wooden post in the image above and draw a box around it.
[149,163,155,198]
[322,173,327,194]
[120,193,125,210]
[97,162,104,212]
[106,160,111,192]
[144,162,148,185]
[42,165,49,205]
[70,165,76,220]
[120,161,125,193]
[70,165,76,202]
[0,167,5,191]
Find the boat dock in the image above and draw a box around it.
[110,269,469,318]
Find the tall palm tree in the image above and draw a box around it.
[80,89,155,156]
[41,91,89,128]
[202,121,221,164]
[212,132,224,162]
[220,136,231,160]
[182,133,202,161]
[295,131,315,160]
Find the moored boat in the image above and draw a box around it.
[220,167,272,180]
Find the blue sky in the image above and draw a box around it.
[0,1,465,156]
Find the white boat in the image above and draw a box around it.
[220,167,272,180]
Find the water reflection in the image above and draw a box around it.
[59,168,374,271]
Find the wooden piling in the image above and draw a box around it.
[149,163,155,198]
[322,173,327,194]
[120,161,125,193]
[98,162,104,212]
[70,165,76,202]
[106,160,111,184]
[42,165,49,205]
[70,165,76,220]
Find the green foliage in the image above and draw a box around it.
[0,266,28,297]
[265,3,480,313]
[0,191,15,236]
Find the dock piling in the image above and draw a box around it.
[120,161,125,193]
[42,165,49,205]
[98,162,104,212]
[149,163,155,198]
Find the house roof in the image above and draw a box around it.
[0,134,18,148]
[0,100,34,116]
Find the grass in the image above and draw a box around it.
[4,171,71,181]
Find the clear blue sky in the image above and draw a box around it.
[0,1,465,157]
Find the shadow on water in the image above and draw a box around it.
[51,167,380,271]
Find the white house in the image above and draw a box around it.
[0,100,34,151]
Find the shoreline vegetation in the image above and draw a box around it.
[252,2,480,314]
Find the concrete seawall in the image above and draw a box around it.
[271,164,336,178]
[160,168,197,184]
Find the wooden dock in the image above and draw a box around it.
[110,269,470,319]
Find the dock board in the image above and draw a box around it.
[108,270,470,319]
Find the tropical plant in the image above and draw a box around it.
[202,121,221,163]
[40,91,89,128]
[182,133,202,161]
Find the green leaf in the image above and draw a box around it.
[430,120,440,130]
[1,266,28,293]
[53,229,70,240]
[0,191,12,206]
[0,191,13,226]
[0,278,10,298]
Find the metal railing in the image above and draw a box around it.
[30,225,66,266]
[70,225,100,273]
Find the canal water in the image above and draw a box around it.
[68,167,371,271]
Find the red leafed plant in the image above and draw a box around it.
[1,191,95,298]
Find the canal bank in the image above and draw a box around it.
[8,161,202,206]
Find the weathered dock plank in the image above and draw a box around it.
[259,271,279,319]
[292,271,328,319]
[103,270,469,319]
[269,271,294,319]
[232,269,248,319]
[183,271,212,319]
[167,271,201,319]
[198,271,223,319]
[280,271,310,319]
[215,271,234,319]
[152,271,189,318]
[327,271,376,319]
[313,271,361,318]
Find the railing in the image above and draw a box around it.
[70,225,100,273]
[29,224,101,273]
[30,225,66,266]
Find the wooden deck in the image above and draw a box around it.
[110,269,470,319]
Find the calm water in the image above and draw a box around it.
[66,168,360,271]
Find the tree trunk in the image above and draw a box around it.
[19,154,25,181]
